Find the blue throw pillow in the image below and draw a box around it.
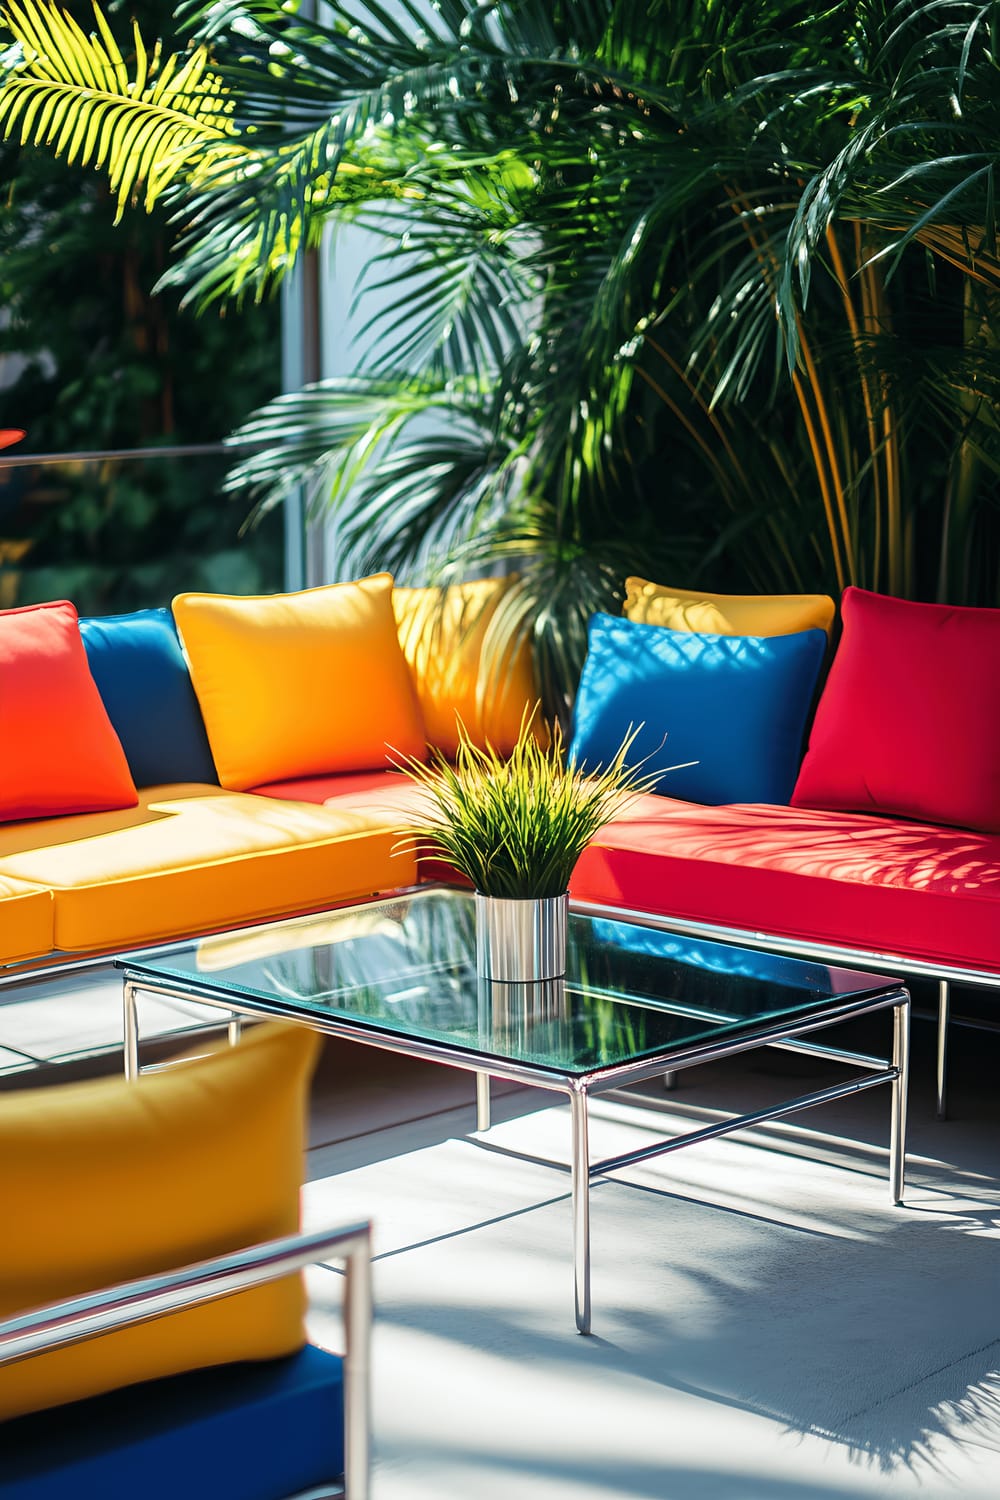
[80,608,218,787]
[569,614,826,805]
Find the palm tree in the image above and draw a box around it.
[777,0,1000,604]
[3,0,999,712]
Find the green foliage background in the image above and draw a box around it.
[0,0,283,614]
[4,0,1000,704]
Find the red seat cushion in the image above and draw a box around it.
[0,601,137,822]
[571,793,1000,973]
[250,769,420,807]
[792,586,1000,832]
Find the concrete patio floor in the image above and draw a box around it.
[4,969,1000,1498]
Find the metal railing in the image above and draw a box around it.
[0,440,285,614]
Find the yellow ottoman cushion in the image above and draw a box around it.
[623,578,836,637]
[173,575,427,791]
[0,1021,320,1421]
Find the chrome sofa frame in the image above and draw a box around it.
[0,1222,373,1500]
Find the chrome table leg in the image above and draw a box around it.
[123,979,140,1080]
[570,1086,591,1334]
[476,1071,491,1132]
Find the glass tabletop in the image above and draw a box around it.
[120,887,900,1078]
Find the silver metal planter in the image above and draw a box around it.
[474,892,569,982]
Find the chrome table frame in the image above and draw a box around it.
[572,897,975,1121]
[0,1221,372,1499]
[119,946,910,1337]
[0,886,988,1117]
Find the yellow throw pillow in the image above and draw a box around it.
[0,1022,321,1421]
[173,575,427,790]
[623,578,836,637]
[393,577,542,756]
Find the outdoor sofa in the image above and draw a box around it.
[0,572,997,1112]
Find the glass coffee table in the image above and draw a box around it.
[118,886,910,1334]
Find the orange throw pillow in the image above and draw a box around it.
[173,575,427,790]
[0,600,137,820]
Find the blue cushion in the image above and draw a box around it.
[569,614,826,805]
[80,608,217,787]
[0,1343,344,1500]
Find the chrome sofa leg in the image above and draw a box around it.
[936,978,950,1120]
[890,995,910,1205]
[662,1071,678,1092]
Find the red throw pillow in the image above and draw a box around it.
[0,601,138,820]
[792,586,1000,832]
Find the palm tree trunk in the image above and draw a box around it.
[937,278,996,601]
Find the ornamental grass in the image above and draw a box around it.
[395,709,668,900]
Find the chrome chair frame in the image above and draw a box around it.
[0,1222,372,1500]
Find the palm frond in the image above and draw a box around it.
[782,0,1000,323]
[225,371,526,576]
[349,199,535,381]
[0,0,247,217]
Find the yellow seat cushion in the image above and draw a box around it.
[623,579,836,637]
[0,784,417,953]
[172,575,427,791]
[0,1022,321,1421]
[0,873,54,963]
[393,577,542,756]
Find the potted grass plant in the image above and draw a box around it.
[395,710,664,982]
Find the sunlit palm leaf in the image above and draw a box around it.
[0,0,247,217]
